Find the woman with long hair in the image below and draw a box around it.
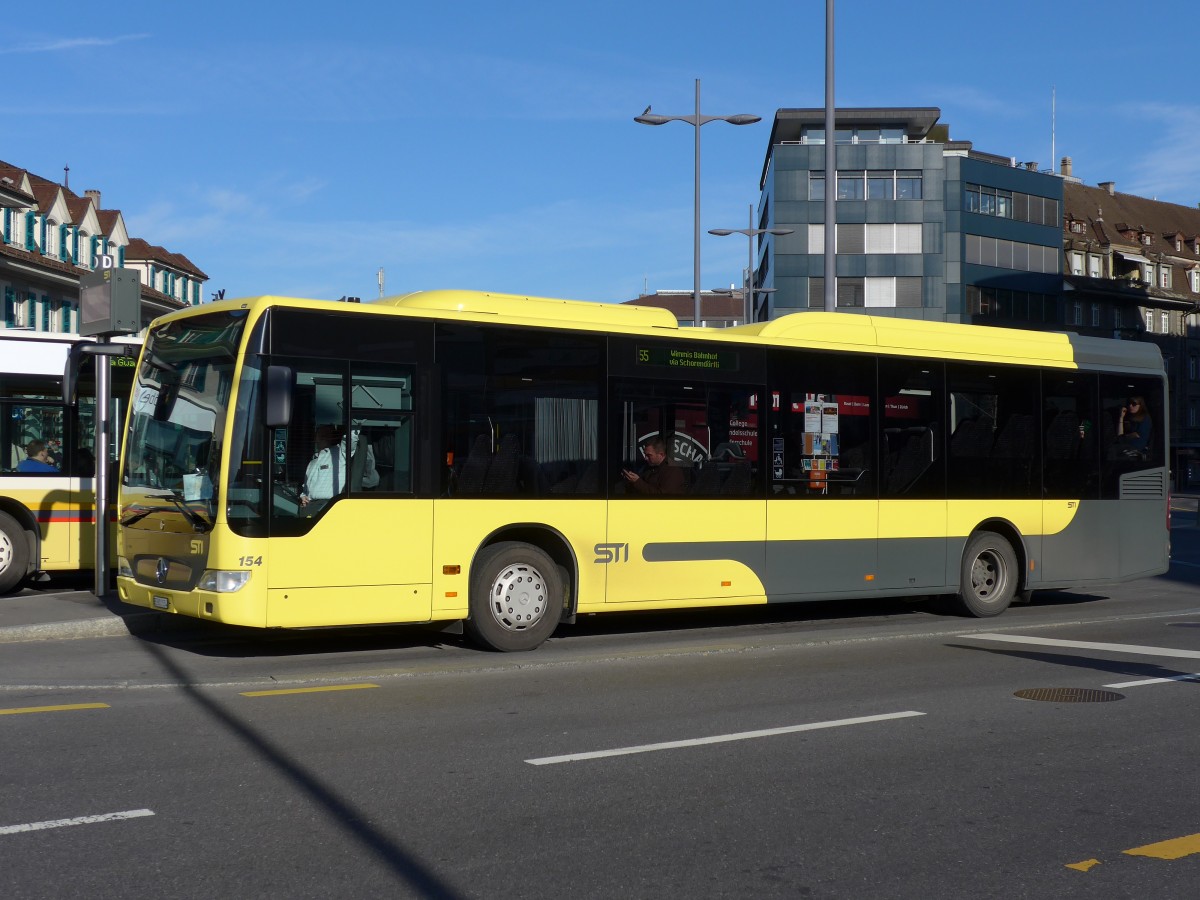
[1118,395,1152,453]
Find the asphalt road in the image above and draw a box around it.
[2,529,1199,899]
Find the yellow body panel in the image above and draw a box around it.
[605,499,766,606]
[265,499,435,626]
[767,499,880,541]
[430,499,608,617]
[266,584,432,628]
[0,478,104,570]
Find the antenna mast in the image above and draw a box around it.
[1050,86,1056,175]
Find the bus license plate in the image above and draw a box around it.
[152,595,170,610]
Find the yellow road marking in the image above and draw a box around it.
[239,683,380,697]
[0,703,109,716]
[1124,833,1200,861]
[1065,859,1101,872]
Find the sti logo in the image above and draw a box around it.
[593,543,630,564]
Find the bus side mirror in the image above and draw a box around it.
[265,365,294,427]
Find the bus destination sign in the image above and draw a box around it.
[637,346,739,372]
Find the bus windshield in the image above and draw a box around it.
[122,311,248,522]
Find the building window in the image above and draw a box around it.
[808,224,824,254]
[895,277,922,307]
[1190,270,1200,293]
[808,278,824,308]
[837,171,865,200]
[1089,255,1101,278]
[1190,403,1198,428]
[1160,267,1172,289]
[1114,307,1123,329]
[1072,302,1082,326]
[838,224,865,254]
[895,171,922,199]
[1161,312,1169,334]
[867,171,893,199]
[1190,356,1198,381]
[1091,304,1100,327]
[1070,252,1084,275]
[1145,310,1153,331]
[964,184,1056,225]
[836,277,864,307]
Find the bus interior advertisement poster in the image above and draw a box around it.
[787,392,868,489]
[885,395,920,418]
[636,345,740,372]
[728,412,759,461]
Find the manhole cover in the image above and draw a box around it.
[1014,687,1124,703]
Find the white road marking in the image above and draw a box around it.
[0,808,154,835]
[964,633,1200,660]
[1104,674,1200,688]
[525,711,926,766]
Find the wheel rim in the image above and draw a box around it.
[488,562,548,633]
[969,549,1007,601]
[0,530,12,576]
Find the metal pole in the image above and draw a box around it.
[93,352,110,598]
[823,0,836,312]
[746,204,755,323]
[694,78,702,327]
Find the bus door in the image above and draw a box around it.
[876,360,946,591]
[606,380,765,605]
[0,358,75,568]
[75,354,135,568]
[265,360,432,627]
[764,349,880,600]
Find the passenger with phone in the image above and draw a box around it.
[621,437,685,496]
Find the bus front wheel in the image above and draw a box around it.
[956,531,1017,617]
[0,511,31,596]
[466,542,563,651]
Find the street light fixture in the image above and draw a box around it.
[710,203,794,324]
[635,78,760,328]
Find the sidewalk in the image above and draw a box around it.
[0,583,207,644]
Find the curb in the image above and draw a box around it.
[0,610,216,644]
[0,617,139,643]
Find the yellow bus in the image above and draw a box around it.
[115,291,1169,650]
[0,332,137,593]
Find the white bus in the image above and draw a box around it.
[0,331,137,593]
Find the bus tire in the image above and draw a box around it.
[466,542,562,652]
[955,531,1017,617]
[0,511,31,595]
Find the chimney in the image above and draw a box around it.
[1099,181,1115,196]
[84,189,101,208]
[1025,161,1039,172]
[1061,157,1072,177]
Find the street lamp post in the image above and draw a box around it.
[709,203,794,324]
[636,79,760,327]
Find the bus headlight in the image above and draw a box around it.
[117,557,134,578]
[198,570,252,593]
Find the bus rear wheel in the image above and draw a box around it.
[466,542,563,651]
[0,511,31,596]
[955,531,1017,617]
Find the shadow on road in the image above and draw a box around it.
[136,639,466,898]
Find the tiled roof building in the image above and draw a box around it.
[1,161,207,334]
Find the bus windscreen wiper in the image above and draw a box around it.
[127,491,213,532]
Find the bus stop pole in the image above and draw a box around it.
[93,350,110,599]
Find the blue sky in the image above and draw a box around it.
[5,1,1197,304]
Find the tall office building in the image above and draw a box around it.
[755,108,1062,326]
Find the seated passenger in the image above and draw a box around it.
[1117,396,1151,455]
[621,437,686,496]
[18,439,60,474]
